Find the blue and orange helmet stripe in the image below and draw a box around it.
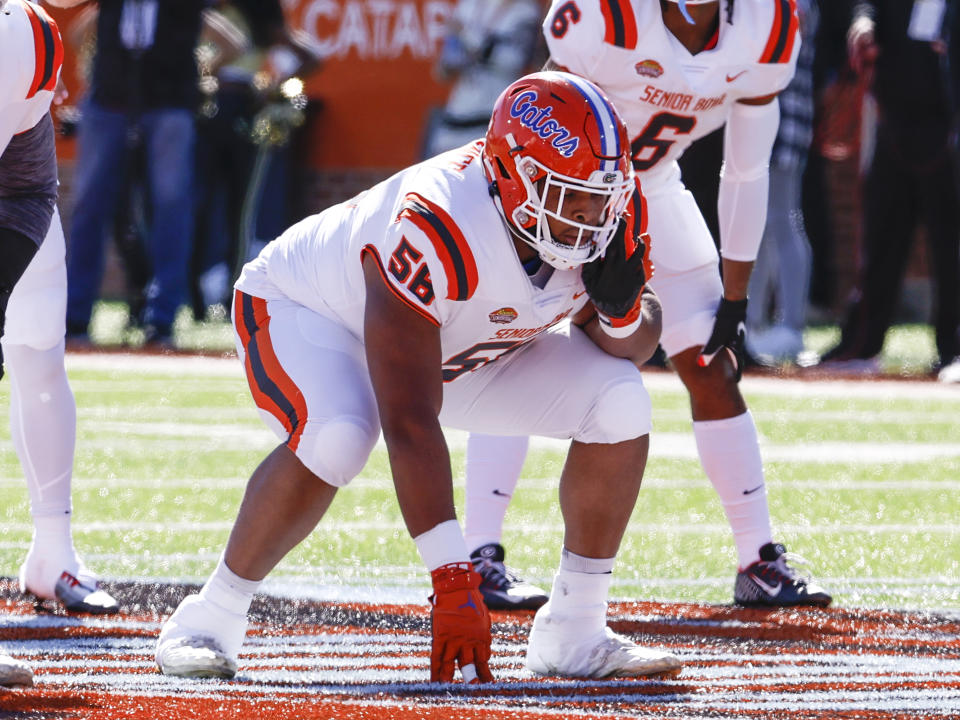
[558,73,624,173]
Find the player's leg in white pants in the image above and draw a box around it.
[4,211,116,611]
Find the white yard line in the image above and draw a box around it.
[1,520,957,534]
[4,425,959,462]
[5,475,960,490]
[64,352,960,399]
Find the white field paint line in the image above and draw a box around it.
[522,432,960,463]
[78,420,275,441]
[63,352,960,399]
[4,476,960,492]
[76,407,262,422]
[648,371,960,400]
[5,475,960,492]
[3,520,958,534]
[0,437,277,453]
[71,404,960,424]
[4,424,958,463]
[28,670,960,711]
[656,408,960,424]
[65,353,244,376]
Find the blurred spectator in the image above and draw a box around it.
[816,0,960,376]
[64,0,242,349]
[191,0,321,320]
[422,0,542,157]
[745,0,819,366]
[803,0,857,317]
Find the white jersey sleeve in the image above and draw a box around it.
[0,1,63,154]
[363,188,480,329]
[735,0,802,100]
[542,0,609,79]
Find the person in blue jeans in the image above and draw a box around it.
[66,0,240,348]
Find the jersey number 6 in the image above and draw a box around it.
[630,112,696,171]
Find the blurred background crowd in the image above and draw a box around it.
[41,0,960,382]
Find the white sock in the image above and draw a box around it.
[6,342,76,518]
[21,512,82,598]
[463,434,528,553]
[560,547,615,575]
[545,564,612,635]
[693,411,773,568]
[198,556,261,616]
[31,513,75,562]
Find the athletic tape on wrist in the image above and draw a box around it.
[597,311,643,338]
[414,519,470,571]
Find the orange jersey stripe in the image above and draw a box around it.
[361,246,441,328]
[234,291,309,452]
[760,0,799,64]
[23,1,63,99]
[600,0,637,49]
[398,193,478,301]
[625,179,654,283]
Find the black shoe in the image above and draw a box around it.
[470,543,548,610]
[734,542,832,608]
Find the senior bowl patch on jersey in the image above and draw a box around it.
[489,307,519,324]
[635,59,664,78]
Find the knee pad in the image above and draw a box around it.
[295,416,380,487]
[578,379,652,445]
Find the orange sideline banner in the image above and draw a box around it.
[45,0,457,171]
[283,0,456,169]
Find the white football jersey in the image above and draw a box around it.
[235,141,591,383]
[0,0,62,155]
[544,0,800,186]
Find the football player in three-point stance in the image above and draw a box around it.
[0,0,118,687]
[464,0,832,610]
[156,71,683,682]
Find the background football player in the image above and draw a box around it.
[0,0,118,689]
[155,71,683,682]
[464,0,832,610]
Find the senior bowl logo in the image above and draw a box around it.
[510,91,579,157]
[635,59,664,78]
[489,307,518,324]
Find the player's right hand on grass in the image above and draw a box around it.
[429,562,493,683]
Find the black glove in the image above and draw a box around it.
[698,297,748,381]
[580,218,647,319]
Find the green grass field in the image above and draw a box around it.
[1,308,958,613]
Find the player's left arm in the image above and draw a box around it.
[575,286,662,365]
[575,203,662,364]
[716,92,780,302]
[697,93,781,377]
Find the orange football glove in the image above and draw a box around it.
[429,562,493,683]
